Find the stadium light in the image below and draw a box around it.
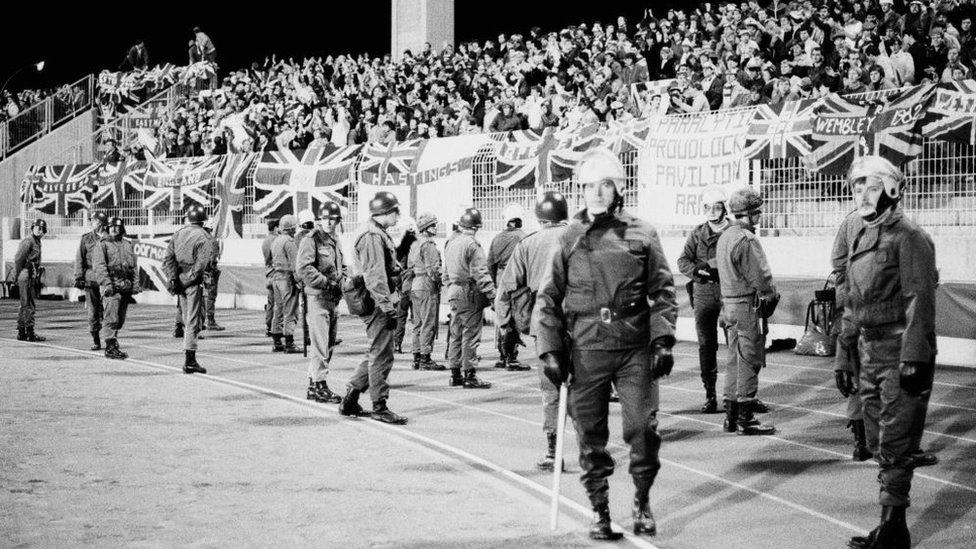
[1,60,47,98]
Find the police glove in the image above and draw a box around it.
[834,370,856,398]
[384,309,397,330]
[649,338,675,379]
[74,279,87,290]
[899,361,934,397]
[757,293,781,319]
[169,278,185,296]
[694,262,712,282]
[103,285,116,297]
[541,351,572,386]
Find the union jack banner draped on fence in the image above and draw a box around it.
[253,144,360,218]
[806,84,936,174]
[921,79,976,145]
[744,98,821,160]
[139,155,223,211]
[548,124,604,183]
[20,164,99,216]
[214,153,258,238]
[91,160,143,208]
[493,129,558,189]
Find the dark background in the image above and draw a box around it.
[1,1,681,93]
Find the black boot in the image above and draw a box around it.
[632,478,656,536]
[412,353,422,370]
[370,400,408,425]
[462,369,491,389]
[90,332,102,351]
[394,342,403,354]
[282,335,301,354]
[700,383,719,413]
[207,318,226,331]
[589,504,623,541]
[449,368,464,387]
[850,420,873,462]
[753,398,770,413]
[17,328,27,341]
[420,354,445,371]
[339,388,368,417]
[506,354,530,371]
[536,432,558,471]
[25,330,46,342]
[271,334,284,352]
[307,379,342,404]
[723,400,739,433]
[737,400,776,435]
[173,323,184,338]
[104,339,128,360]
[183,350,206,374]
[848,506,910,549]
[910,449,939,467]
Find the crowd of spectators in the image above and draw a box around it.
[99,0,976,160]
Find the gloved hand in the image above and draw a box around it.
[835,370,856,397]
[384,309,397,330]
[103,285,116,297]
[541,351,572,386]
[169,278,185,296]
[694,261,712,282]
[757,293,781,319]
[74,279,87,290]
[899,361,933,397]
[116,280,133,293]
[649,338,675,379]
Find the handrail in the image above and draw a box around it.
[0,74,94,160]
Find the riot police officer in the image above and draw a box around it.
[488,203,528,370]
[294,209,316,345]
[408,212,444,371]
[93,217,140,360]
[535,149,678,539]
[393,219,417,354]
[75,211,109,350]
[834,156,938,549]
[339,191,408,425]
[270,214,301,353]
[14,219,47,342]
[496,191,569,471]
[716,186,778,436]
[677,185,730,414]
[163,205,213,374]
[203,218,224,331]
[297,202,346,404]
[262,218,280,337]
[442,207,494,389]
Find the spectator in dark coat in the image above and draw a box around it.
[489,101,523,132]
[121,41,149,71]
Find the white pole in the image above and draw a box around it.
[548,382,570,531]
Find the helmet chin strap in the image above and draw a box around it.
[860,192,899,222]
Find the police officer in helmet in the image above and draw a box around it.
[15,219,48,341]
[75,211,109,350]
[94,217,140,360]
[407,212,445,371]
[163,205,213,374]
[270,214,302,354]
[489,203,528,370]
[535,148,678,540]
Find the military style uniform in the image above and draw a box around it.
[270,232,300,341]
[347,220,401,405]
[534,211,678,510]
[839,209,937,509]
[716,223,776,410]
[93,233,139,346]
[297,229,344,388]
[407,236,442,359]
[488,225,526,366]
[203,229,222,328]
[75,229,106,343]
[443,231,495,375]
[677,220,728,409]
[262,231,277,334]
[163,224,213,353]
[13,234,43,338]
[393,249,414,353]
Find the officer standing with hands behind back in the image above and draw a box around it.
[535,148,677,540]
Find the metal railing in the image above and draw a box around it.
[1,75,94,160]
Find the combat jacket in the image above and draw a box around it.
[74,231,104,286]
[534,211,678,354]
[354,220,400,314]
[716,223,777,303]
[677,221,726,283]
[487,227,526,282]
[407,237,442,294]
[442,232,495,303]
[496,223,567,336]
[830,210,862,308]
[14,235,42,283]
[297,229,344,300]
[271,233,299,280]
[841,209,938,363]
[261,232,277,277]
[93,235,140,295]
[162,224,213,288]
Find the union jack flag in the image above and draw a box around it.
[744,98,821,160]
[140,155,222,211]
[20,164,99,216]
[599,118,651,155]
[214,153,258,238]
[807,84,935,174]
[253,144,361,217]
[91,160,143,208]
[921,79,976,145]
[493,129,558,189]
[358,139,428,216]
[549,124,605,183]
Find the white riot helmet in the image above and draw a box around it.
[577,147,626,215]
[501,203,526,228]
[848,155,906,199]
[297,209,315,228]
[701,185,728,222]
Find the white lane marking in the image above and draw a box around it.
[0,337,655,549]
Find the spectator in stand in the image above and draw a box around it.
[866,64,897,91]
[889,37,916,85]
[489,101,523,132]
[120,40,149,71]
[188,40,203,64]
[194,27,217,64]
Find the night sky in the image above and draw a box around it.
[1,1,681,92]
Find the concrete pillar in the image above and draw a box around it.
[391,0,455,60]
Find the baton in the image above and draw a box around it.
[549,382,569,531]
[302,291,309,358]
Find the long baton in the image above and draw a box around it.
[549,382,569,531]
